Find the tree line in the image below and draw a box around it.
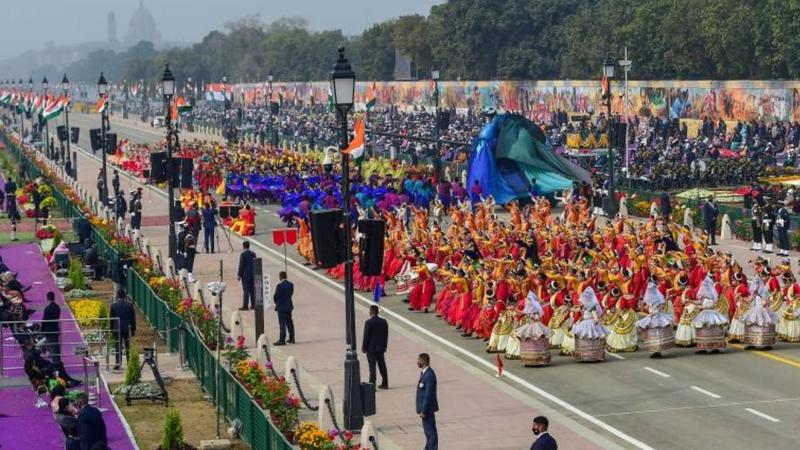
[65,0,800,85]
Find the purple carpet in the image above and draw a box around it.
[0,243,137,450]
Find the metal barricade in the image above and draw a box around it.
[0,317,120,377]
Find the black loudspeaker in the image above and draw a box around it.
[310,209,344,268]
[358,219,385,276]
[437,110,451,130]
[219,205,230,219]
[56,125,68,142]
[180,158,193,189]
[150,151,167,182]
[89,128,102,151]
[170,158,181,187]
[70,127,80,144]
[613,122,627,149]
[270,101,280,115]
[105,132,117,154]
[361,382,376,416]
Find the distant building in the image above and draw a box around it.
[125,0,160,46]
[108,12,118,43]
[394,50,416,81]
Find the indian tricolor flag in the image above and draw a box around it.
[33,95,45,114]
[343,119,365,163]
[42,96,65,121]
[96,96,108,113]
[176,96,191,114]
[366,82,377,111]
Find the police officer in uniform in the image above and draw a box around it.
[751,201,763,251]
[114,190,127,222]
[176,221,188,271]
[183,226,197,283]
[762,199,776,254]
[129,188,143,231]
[777,201,791,257]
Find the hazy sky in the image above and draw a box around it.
[1,0,443,59]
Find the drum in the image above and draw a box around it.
[573,337,606,362]
[639,326,675,353]
[520,337,551,367]
[744,323,776,348]
[695,325,727,350]
[395,270,420,296]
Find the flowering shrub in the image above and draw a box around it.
[223,335,250,367]
[294,422,361,450]
[68,299,109,328]
[234,359,300,439]
[176,297,220,348]
[40,196,57,210]
[295,422,337,450]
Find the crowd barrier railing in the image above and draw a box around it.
[126,268,293,450]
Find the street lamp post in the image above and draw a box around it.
[62,74,71,170]
[431,69,441,176]
[602,53,617,217]
[162,64,178,262]
[42,76,50,158]
[331,47,364,431]
[28,78,33,143]
[268,74,276,147]
[19,79,25,140]
[98,72,109,204]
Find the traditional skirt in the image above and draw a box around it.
[560,332,575,356]
[606,311,638,352]
[675,324,696,347]
[727,318,746,342]
[778,315,800,342]
[744,323,776,348]
[504,335,521,360]
[639,326,675,353]
[520,337,551,367]
[695,325,727,350]
[574,337,605,362]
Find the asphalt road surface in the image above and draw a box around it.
[64,112,800,450]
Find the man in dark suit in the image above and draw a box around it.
[362,305,389,389]
[272,271,294,345]
[237,241,256,310]
[110,289,136,371]
[76,392,108,450]
[415,353,438,450]
[703,195,719,245]
[530,416,558,450]
[202,203,217,253]
[41,291,61,363]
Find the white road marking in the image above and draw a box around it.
[68,125,656,449]
[690,385,722,399]
[643,367,671,378]
[744,408,780,423]
[594,397,800,418]
[605,351,626,360]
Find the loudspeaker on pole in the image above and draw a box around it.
[310,209,344,268]
[358,219,385,276]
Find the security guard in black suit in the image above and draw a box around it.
[237,241,256,310]
[362,305,389,389]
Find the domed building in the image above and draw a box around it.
[125,0,160,45]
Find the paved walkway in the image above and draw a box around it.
[0,242,136,450]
